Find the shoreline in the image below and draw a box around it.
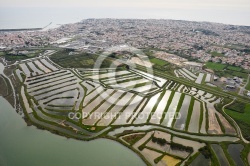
[0,22,53,32]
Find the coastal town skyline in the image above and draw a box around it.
[1,0,250,26]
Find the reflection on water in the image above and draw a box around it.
[0,97,145,166]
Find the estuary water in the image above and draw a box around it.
[0,97,145,166]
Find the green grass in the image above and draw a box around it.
[226,101,247,113]
[0,51,5,56]
[214,70,248,79]
[226,66,242,71]
[205,62,248,79]
[225,104,250,140]
[246,77,250,90]
[210,51,224,57]
[205,62,226,71]
[50,50,113,68]
[150,58,168,66]
[122,133,145,145]
[185,97,195,131]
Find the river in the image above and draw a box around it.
[0,97,145,166]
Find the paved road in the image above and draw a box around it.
[112,57,249,103]
[135,65,250,103]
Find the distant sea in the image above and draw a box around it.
[0,7,250,29]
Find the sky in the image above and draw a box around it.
[0,0,250,26]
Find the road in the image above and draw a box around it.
[111,57,249,103]
[135,65,250,103]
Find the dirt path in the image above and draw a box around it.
[222,99,249,144]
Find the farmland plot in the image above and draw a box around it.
[150,90,171,124]
[172,137,205,154]
[200,102,207,134]
[112,96,144,125]
[228,144,244,166]
[27,77,77,93]
[19,63,31,77]
[177,85,184,92]
[155,143,189,158]
[190,154,211,166]
[48,98,75,106]
[188,101,201,133]
[15,69,23,82]
[195,73,204,84]
[179,69,195,81]
[103,74,138,83]
[34,60,52,73]
[216,113,236,135]
[40,59,58,71]
[174,70,180,77]
[132,84,157,93]
[160,155,181,166]
[111,78,151,89]
[27,73,75,89]
[39,89,78,104]
[161,92,181,127]
[82,90,123,125]
[75,86,84,110]
[27,62,44,75]
[133,93,161,124]
[140,148,162,166]
[87,70,130,79]
[31,100,62,123]
[26,70,66,82]
[82,89,114,116]
[81,81,96,94]
[131,69,167,87]
[45,106,73,111]
[21,86,33,114]
[207,104,223,134]
[204,93,212,99]
[82,86,105,107]
[205,74,211,82]
[211,144,230,166]
[104,75,141,85]
[96,93,135,126]
[174,95,192,130]
[182,68,197,78]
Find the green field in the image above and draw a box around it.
[210,51,224,57]
[0,52,5,56]
[225,103,250,141]
[150,58,168,66]
[205,62,226,70]
[226,66,242,71]
[205,62,249,79]
[50,50,113,68]
[246,77,250,90]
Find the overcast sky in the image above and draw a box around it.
[0,0,250,26]
[0,0,249,9]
